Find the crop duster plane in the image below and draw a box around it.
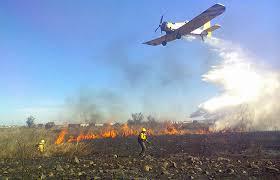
[143,3,225,46]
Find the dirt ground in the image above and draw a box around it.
[0,131,279,179]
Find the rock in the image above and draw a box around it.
[161,170,169,175]
[249,163,259,169]
[266,166,279,173]
[195,167,202,172]
[48,172,54,177]
[74,156,80,164]
[242,170,247,174]
[217,157,230,162]
[226,168,235,174]
[163,161,169,169]
[56,164,64,171]
[143,165,152,172]
[93,177,101,180]
[171,162,178,168]
[187,156,195,163]
[99,169,104,173]
[78,171,86,176]
[117,164,124,169]
[189,169,196,174]
[89,161,94,166]
[40,173,46,179]
[113,154,118,158]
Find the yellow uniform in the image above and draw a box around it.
[138,128,148,156]
[37,140,45,153]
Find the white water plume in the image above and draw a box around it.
[196,37,280,131]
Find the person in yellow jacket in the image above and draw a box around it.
[138,128,150,157]
[37,139,46,153]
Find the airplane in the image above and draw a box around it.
[143,3,226,46]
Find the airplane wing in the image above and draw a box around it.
[143,33,177,46]
[176,3,225,36]
[143,3,225,46]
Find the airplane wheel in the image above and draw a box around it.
[176,34,181,39]
[162,41,167,46]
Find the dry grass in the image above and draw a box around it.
[0,127,93,159]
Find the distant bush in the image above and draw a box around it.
[45,122,55,129]
[26,116,35,128]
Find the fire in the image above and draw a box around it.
[101,129,117,138]
[162,123,182,135]
[55,122,210,144]
[120,123,137,136]
[55,129,67,144]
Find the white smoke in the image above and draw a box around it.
[196,38,280,131]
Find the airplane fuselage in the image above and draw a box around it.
[161,21,204,37]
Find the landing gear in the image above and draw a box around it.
[176,33,182,39]
[162,41,167,46]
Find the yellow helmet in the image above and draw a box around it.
[41,139,45,143]
[142,128,146,132]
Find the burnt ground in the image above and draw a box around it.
[1,131,279,179]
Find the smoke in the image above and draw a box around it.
[193,37,280,131]
[61,89,127,124]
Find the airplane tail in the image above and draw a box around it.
[202,23,221,38]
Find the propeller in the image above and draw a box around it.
[154,15,164,33]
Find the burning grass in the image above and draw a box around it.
[0,121,210,159]
[54,121,210,144]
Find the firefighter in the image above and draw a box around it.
[37,139,46,154]
[138,128,150,157]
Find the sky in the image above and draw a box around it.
[0,0,279,125]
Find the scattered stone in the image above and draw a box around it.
[249,163,259,169]
[89,161,94,166]
[163,161,169,169]
[217,157,230,162]
[74,156,80,164]
[195,167,202,172]
[171,162,177,168]
[40,173,46,179]
[143,165,152,172]
[78,171,85,176]
[56,164,64,171]
[161,170,169,175]
[226,168,235,174]
[48,172,54,177]
[265,166,279,173]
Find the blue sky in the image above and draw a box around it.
[0,0,279,125]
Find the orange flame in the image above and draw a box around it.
[54,122,210,144]
[55,129,67,144]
